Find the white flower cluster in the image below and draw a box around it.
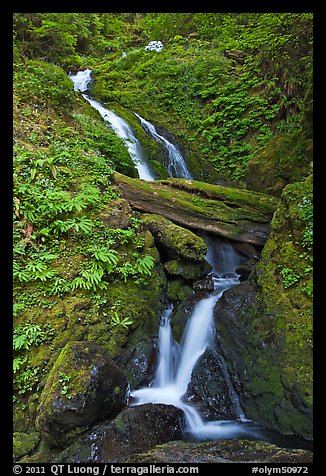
[145,41,164,52]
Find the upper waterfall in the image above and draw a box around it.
[134,112,193,179]
[69,69,156,181]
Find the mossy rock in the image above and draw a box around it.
[35,341,128,446]
[99,198,133,229]
[141,213,207,262]
[245,132,311,197]
[214,177,313,439]
[122,439,313,463]
[164,258,212,280]
[13,431,41,461]
[167,279,194,303]
[57,404,185,463]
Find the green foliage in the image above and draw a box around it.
[58,372,73,399]
[13,322,55,396]
[87,245,119,266]
[298,195,313,251]
[109,301,133,329]
[280,267,300,288]
[134,255,155,275]
[13,324,47,351]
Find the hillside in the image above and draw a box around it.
[13,13,313,464]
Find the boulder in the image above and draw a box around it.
[233,242,260,260]
[164,258,212,280]
[99,198,133,229]
[57,403,185,463]
[184,349,241,420]
[236,259,257,281]
[123,439,313,463]
[141,213,207,261]
[35,341,128,446]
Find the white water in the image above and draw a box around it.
[134,112,193,179]
[68,69,155,181]
[131,237,257,440]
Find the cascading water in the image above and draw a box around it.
[131,236,259,441]
[68,69,155,181]
[134,112,193,179]
[67,69,312,451]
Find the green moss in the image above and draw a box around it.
[164,258,211,280]
[141,213,207,261]
[114,172,278,245]
[245,131,312,196]
[167,279,194,302]
[245,177,313,437]
[13,432,41,460]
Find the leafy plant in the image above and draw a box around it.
[134,255,155,275]
[109,301,133,329]
[280,267,300,288]
[58,372,73,399]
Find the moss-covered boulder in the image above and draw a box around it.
[99,197,133,229]
[164,258,212,280]
[13,431,41,461]
[123,439,313,463]
[214,176,313,439]
[141,213,207,261]
[35,341,128,446]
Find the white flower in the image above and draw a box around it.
[145,41,164,52]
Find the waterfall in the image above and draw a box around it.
[131,236,257,441]
[68,69,155,181]
[134,112,193,179]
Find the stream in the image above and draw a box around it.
[68,69,312,451]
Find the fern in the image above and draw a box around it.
[117,261,136,282]
[26,261,47,273]
[13,262,30,283]
[81,266,104,290]
[71,276,89,291]
[67,217,94,233]
[31,268,56,282]
[135,255,155,275]
[87,246,119,265]
[50,277,70,296]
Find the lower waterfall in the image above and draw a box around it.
[130,236,259,441]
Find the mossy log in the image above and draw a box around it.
[113,173,279,246]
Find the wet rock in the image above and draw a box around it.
[115,337,157,388]
[167,279,194,303]
[193,277,215,294]
[124,439,313,463]
[185,349,240,420]
[236,259,257,281]
[36,341,128,446]
[164,258,212,280]
[222,272,238,279]
[233,242,260,260]
[57,404,185,463]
